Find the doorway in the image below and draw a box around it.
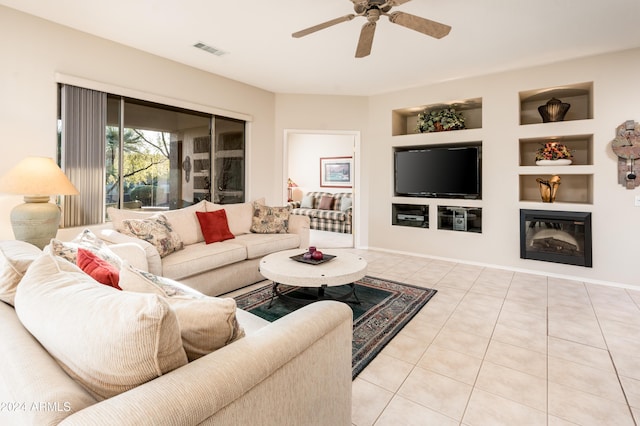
[284,129,360,249]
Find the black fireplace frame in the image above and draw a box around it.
[520,209,592,267]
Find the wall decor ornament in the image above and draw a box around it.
[610,120,640,189]
[536,175,561,202]
[538,97,571,122]
[416,107,465,133]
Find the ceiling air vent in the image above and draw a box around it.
[193,42,228,56]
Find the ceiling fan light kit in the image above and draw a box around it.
[292,0,451,58]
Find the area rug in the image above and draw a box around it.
[234,276,437,379]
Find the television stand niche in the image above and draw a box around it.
[437,206,482,233]
[392,204,429,228]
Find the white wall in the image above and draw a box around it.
[0,5,277,240]
[287,133,354,195]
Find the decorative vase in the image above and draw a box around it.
[536,175,561,202]
[535,159,572,166]
[538,98,571,122]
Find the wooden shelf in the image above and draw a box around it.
[392,97,482,136]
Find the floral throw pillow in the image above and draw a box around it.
[47,228,123,269]
[121,213,183,258]
[250,202,290,234]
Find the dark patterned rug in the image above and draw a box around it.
[234,276,437,379]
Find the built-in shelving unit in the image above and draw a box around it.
[391,97,482,136]
[517,82,595,205]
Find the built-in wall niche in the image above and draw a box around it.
[391,98,482,136]
[519,82,593,125]
[519,135,594,166]
[437,206,482,233]
[519,174,593,204]
[392,203,429,228]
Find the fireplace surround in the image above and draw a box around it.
[520,209,592,267]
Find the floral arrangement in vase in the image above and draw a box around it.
[535,142,572,165]
[416,107,465,133]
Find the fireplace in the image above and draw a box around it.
[520,209,592,267]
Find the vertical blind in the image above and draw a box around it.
[60,84,106,227]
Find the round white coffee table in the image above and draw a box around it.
[259,249,367,305]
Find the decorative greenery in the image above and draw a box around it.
[535,142,572,161]
[416,107,466,133]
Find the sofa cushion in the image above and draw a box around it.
[250,203,290,234]
[0,240,42,306]
[107,201,206,245]
[318,195,334,210]
[47,228,123,269]
[119,264,245,361]
[121,213,184,258]
[233,233,301,259]
[205,200,256,236]
[300,194,315,208]
[339,196,353,212]
[14,252,188,400]
[161,241,248,280]
[76,248,121,290]
[196,210,235,244]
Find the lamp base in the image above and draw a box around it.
[10,197,60,249]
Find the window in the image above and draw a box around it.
[58,85,246,226]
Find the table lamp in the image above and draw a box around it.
[0,157,79,249]
[287,178,298,202]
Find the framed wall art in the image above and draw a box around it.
[320,156,353,188]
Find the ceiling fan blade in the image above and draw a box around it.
[292,14,356,38]
[388,11,451,39]
[388,0,412,5]
[355,21,376,58]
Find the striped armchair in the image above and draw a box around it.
[288,192,352,234]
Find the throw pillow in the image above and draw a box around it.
[204,198,264,236]
[14,252,188,400]
[77,248,121,290]
[120,213,183,258]
[107,200,207,245]
[300,194,314,209]
[0,240,42,306]
[250,202,290,234]
[340,196,353,212]
[318,195,334,210]
[119,264,245,361]
[46,229,123,269]
[195,210,235,244]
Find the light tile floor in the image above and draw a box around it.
[332,248,640,426]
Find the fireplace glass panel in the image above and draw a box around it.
[520,209,592,267]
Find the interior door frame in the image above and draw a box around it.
[283,129,361,248]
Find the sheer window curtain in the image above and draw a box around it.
[60,84,106,227]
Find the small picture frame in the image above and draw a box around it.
[320,157,353,188]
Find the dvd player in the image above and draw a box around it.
[397,214,425,222]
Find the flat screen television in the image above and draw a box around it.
[394,144,482,199]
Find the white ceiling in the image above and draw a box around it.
[3,0,640,96]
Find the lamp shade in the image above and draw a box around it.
[0,157,79,249]
[0,157,79,196]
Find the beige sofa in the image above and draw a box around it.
[57,199,311,296]
[0,239,353,425]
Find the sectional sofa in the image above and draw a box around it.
[0,199,353,425]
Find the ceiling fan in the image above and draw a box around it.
[292,0,451,58]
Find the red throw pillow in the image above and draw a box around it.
[196,210,235,244]
[76,248,121,290]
